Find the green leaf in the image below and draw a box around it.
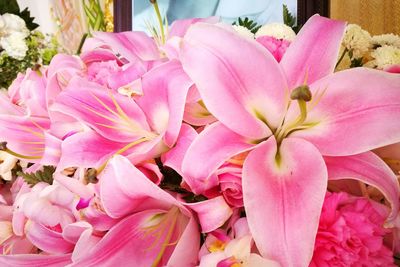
[232,17,261,34]
[283,4,296,28]
[0,0,20,15]
[282,4,302,33]
[19,7,39,31]
[18,166,55,187]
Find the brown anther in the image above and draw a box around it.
[290,85,312,102]
[85,168,98,184]
[0,142,7,151]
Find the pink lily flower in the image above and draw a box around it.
[51,59,192,170]
[179,15,400,266]
[69,155,199,266]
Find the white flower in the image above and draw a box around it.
[342,24,371,59]
[0,13,29,38]
[232,25,254,39]
[255,23,296,41]
[0,151,18,181]
[0,32,29,60]
[371,45,400,69]
[371,33,400,49]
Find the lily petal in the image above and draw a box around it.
[89,31,160,62]
[137,60,193,147]
[181,23,287,139]
[69,209,190,267]
[324,151,400,224]
[182,122,254,194]
[163,123,198,175]
[52,77,152,143]
[280,15,346,88]
[243,137,327,266]
[0,254,72,267]
[26,221,74,254]
[100,155,180,218]
[184,196,232,233]
[293,68,400,155]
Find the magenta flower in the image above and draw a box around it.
[256,35,290,62]
[311,192,395,266]
[179,15,400,266]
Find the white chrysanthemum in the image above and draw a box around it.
[371,45,400,69]
[371,33,400,49]
[255,23,296,41]
[0,13,29,38]
[0,151,18,181]
[232,25,254,39]
[0,32,28,60]
[342,24,371,59]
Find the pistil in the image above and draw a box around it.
[275,85,312,143]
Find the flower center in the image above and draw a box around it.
[274,84,313,144]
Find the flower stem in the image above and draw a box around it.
[151,0,165,44]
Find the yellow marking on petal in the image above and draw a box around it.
[20,141,45,145]
[30,120,47,132]
[20,126,45,138]
[82,105,122,125]
[208,239,227,252]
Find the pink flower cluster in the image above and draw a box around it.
[0,14,400,267]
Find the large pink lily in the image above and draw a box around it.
[69,155,199,266]
[51,59,192,170]
[179,15,400,266]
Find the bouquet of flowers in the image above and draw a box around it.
[0,1,400,266]
[337,23,400,72]
[0,1,60,89]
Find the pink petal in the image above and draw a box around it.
[324,152,400,224]
[0,115,49,161]
[242,137,327,266]
[69,209,190,266]
[100,155,180,218]
[280,15,346,89]
[57,130,124,170]
[26,221,74,254]
[89,31,160,63]
[167,216,200,266]
[182,122,254,194]
[184,196,232,233]
[292,68,400,155]
[52,77,152,143]
[181,23,287,139]
[169,17,220,37]
[40,132,62,165]
[163,123,198,175]
[62,222,93,244]
[0,254,72,267]
[137,60,193,147]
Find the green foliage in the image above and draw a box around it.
[18,166,55,187]
[0,31,59,88]
[0,0,38,30]
[283,4,301,33]
[233,17,261,34]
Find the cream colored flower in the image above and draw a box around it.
[0,151,18,181]
[371,33,400,49]
[0,32,29,60]
[342,24,371,59]
[0,13,29,38]
[255,23,296,41]
[371,45,400,69]
[232,25,254,39]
